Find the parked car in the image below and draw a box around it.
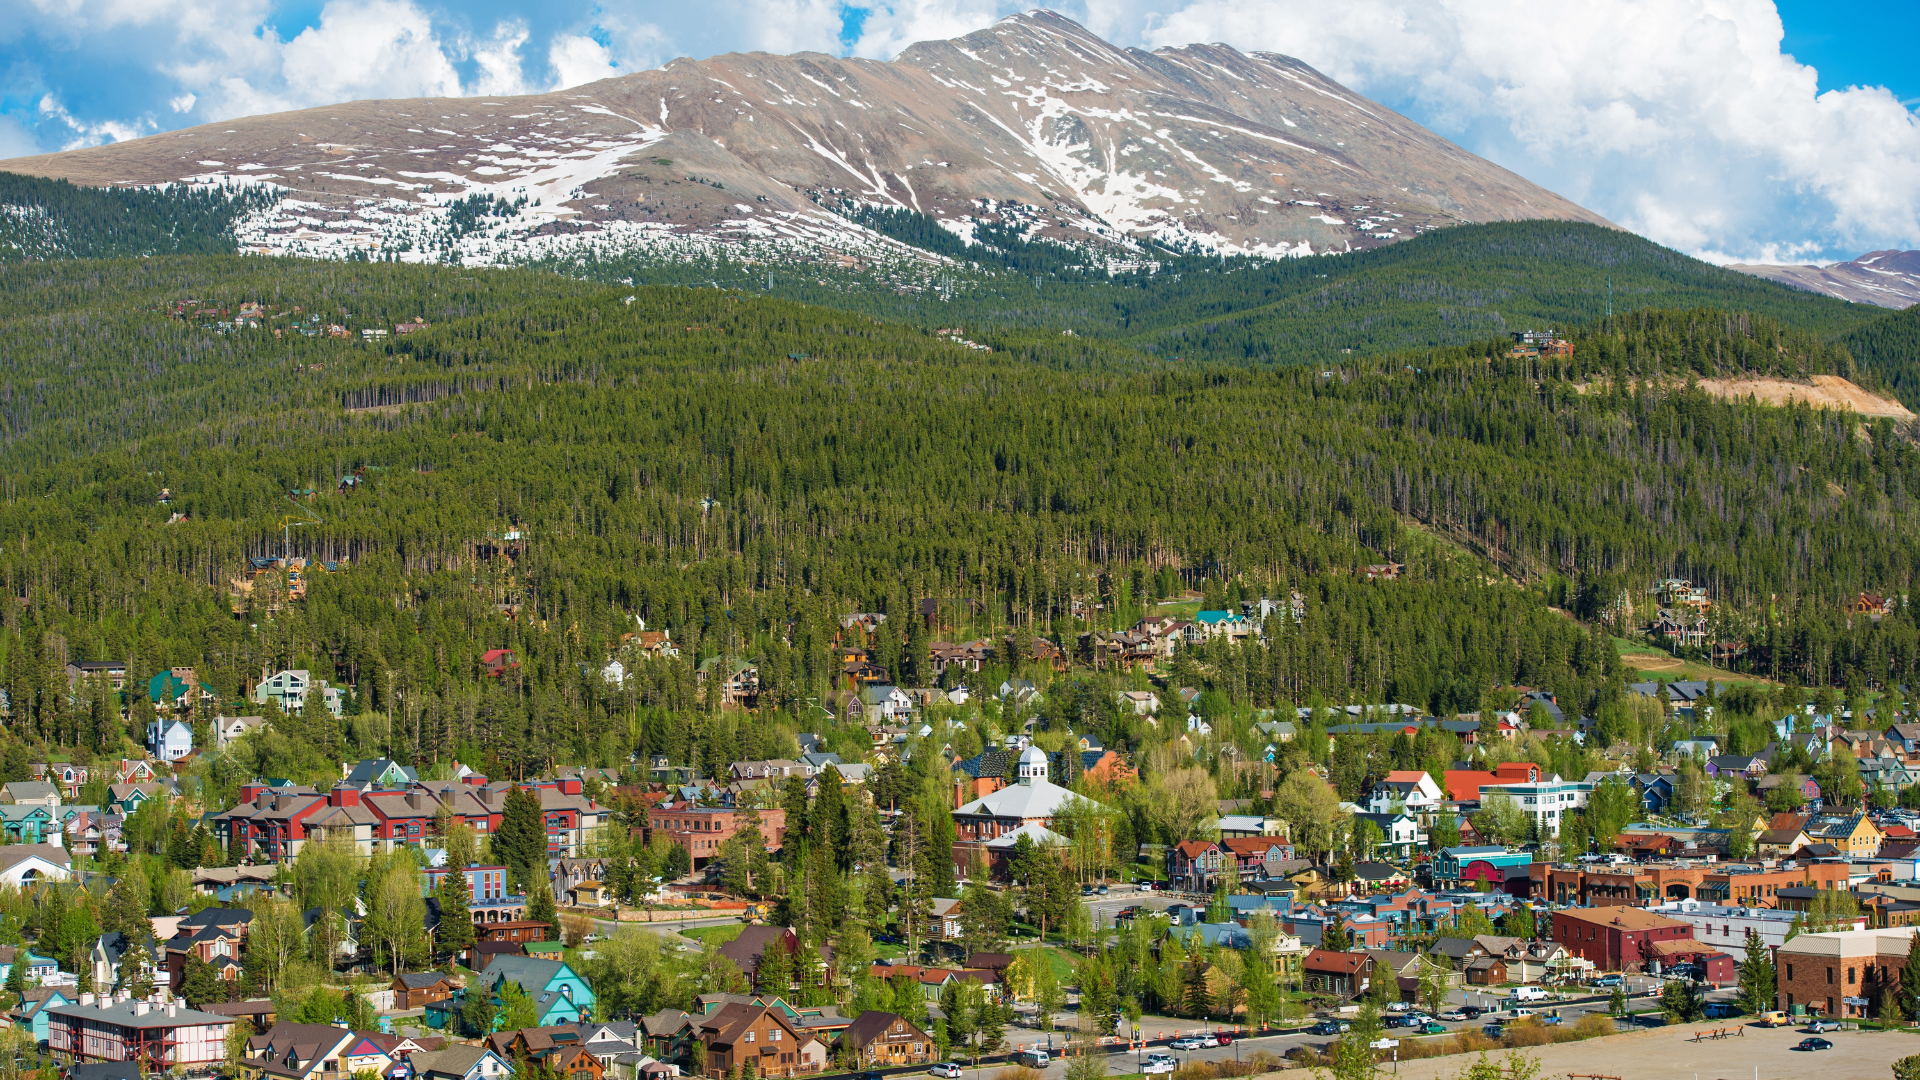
[1703,1003,1741,1019]
[1214,1033,1234,1047]
[1420,1022,1447,1035]
[1385,1016,1414,1029]
[1510,985,1548,1003]
[1591,975,1624,988]
[1808,1019,1838,1033]
[1308,1021,1349,1036]
[1169,1037,1204,1051]
[1796,1038,1833,1051]
[1387,1002,1411,1013]
[1758,1011,1793,1028]
[1438,1010,1468,1022]
[930,1064,963,1079]
[1482,1023,1506,1039]
[1015,1051,1050,1068]
[859,1072,886,1080]
[1198,1035,1219,1049]
[1458,1006,1487,1019]
[1097,885,1110,895]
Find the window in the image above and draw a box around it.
[745,1032,755,1043]
[1787,965,1794,980]
[1849,967,1856,984]
[1827,967,1834,984]
[770,1030,782,1042]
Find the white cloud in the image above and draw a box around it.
[1126,0,1920,261]
[548,33,620,91]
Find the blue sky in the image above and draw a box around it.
[1,0,1915,263]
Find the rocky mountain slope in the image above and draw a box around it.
[0,10,1609,269]
[1729,250,1920,309]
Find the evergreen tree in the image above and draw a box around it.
[436,870,477,956]
[1181,960,1211,1018]
[1740,928,1779,1016]
[527,882,558,937]
[179,953,223,1007]
[756,939,794,996]
[1900,932,1920,1021]
[495,788,548,891]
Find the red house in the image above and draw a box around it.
[1551,906,1695,973]
[481,649,518,677]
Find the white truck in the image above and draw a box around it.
[1510,985,1549,1003]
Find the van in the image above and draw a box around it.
[1510,986,1548,1003]
[1758,1011,1793,1028]
[1016,1051,1050,1068]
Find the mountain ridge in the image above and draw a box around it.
[1728,249,1920,309]
[0,10,1609,271]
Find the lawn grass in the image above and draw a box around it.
[679,923,746,947]
[1610,636,1777,687]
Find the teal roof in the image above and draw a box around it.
[147,672,216,703]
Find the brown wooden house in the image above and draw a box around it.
[698,1003,826,1079]
[392,971,456,1009]
[833,1012,933,1067]
[481,920,552,944]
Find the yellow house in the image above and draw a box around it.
[1809,813,1882,858]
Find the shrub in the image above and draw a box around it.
[1568,1014,1615,1039]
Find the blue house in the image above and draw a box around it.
[0,947,60,986]
[0,805,54,843]
[429,956,595,1030]
[12,987,73,1042]
[1630,774,1676,814]
[147,719,193,762]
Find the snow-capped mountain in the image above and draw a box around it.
[1728,250,1920,309]
[0,10,1609,269]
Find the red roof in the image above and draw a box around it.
[1493,762,1540,782]
[1303,949,1371,974]
[1173,839,1218,859]
[1443,770,1498,802]
[1383,770,1429,784]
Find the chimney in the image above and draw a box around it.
[331,785,359,808]
[167,1003,178,1018]
[80,992,95,1007]
[559,778,583,796]
[407,793,422,811]
[133,1001,150,1016]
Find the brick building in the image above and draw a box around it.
[646,805,787,867]
[1550,906,1694,972]
[1531,860,1852,908]
[1776,929,1916,1020]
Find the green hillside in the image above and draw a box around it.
[0,172,276,260]
[1840,301,1920,407]
[0,256,1915,778]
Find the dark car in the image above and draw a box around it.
[1482,1023,1505,1039]
[1796,1038,1833,1051]
[858,1072,887,1080]
[1384,1015,1413,1029]
[1308,1021,1348,1036]
[1419,1022,1447,1035]
[1458,1006,1486,1019]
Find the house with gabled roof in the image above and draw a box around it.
[410,1044,512,1080]
[833,1011,933,1067]
[697,1002,826,1079]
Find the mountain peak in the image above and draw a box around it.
[0,10,1607,268]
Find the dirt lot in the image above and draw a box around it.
[1376,1021,1915,1080]
[1692,374,1913,420]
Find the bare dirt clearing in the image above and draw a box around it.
[1378,1021,1914,1080]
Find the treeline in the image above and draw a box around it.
[526,220,1886,365]
[0,171,279,261]
[1841,302,1920,408]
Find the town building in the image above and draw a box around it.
[1429,846,1532,889]
[1775,929,1915,1020]
[697,1003,826,1078]
[47,994,235,1069]
[951,746,1104,867]
[833,1011,933,1067]
[1550,906,1695,972]
[1653,899,1846,961]
[646,804,787,867]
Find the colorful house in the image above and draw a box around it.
[430,956,594,1030]
[1431,845,1532,888]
